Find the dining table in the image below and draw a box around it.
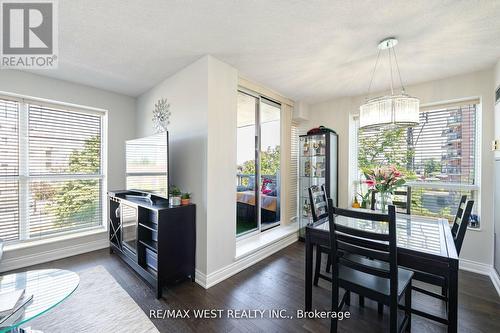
[305,212,459,333]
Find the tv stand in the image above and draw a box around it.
[108,190,196,299]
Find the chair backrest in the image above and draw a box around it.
[453,200,474,255]
[327,200,398,296]
[370,187,411,215]
[308,185,328,222]
[370,190,377,210]
[451,195,467,236]
[393,186,411,215]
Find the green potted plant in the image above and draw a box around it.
[181,192,191,205]
[169,185,182,206]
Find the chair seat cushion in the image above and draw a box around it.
[338,254,413,299]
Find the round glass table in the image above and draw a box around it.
[0,269,79,333]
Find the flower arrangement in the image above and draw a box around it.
[363,165,406,194]
[363,165,406,212]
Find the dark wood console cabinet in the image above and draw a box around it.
[108,190,196,299]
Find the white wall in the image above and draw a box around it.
[0,70,136,271]
[135,56,238,276]
[302,69,496,266]
[206,57,238,274]
[495,60,500,86]
[495,60,500,158]
[136,56,210,273]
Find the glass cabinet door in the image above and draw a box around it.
[299,134,327,238]
[121,202,138,257]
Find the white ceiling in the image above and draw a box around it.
[32,0,500,103]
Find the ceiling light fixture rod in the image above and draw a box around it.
[392,46,405,94]
[366,48,381,99]
[388,45,394,95]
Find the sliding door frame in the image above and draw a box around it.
[237,87,282,238]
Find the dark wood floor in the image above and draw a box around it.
[13,241,500,332]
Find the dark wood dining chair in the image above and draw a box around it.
[409,196,474,325]
[393,187,411,215]
[371,187,411,215]
[308,185,332,286]
[308,185,328,222]
[451,195,470,251]
[327,201,412,333]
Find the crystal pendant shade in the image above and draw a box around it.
[359,38,420,129]
[359,94,420,129]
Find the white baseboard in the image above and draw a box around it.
[195,231,298,289]
[460,258,500,296]
[489,267,500,296]
[0,238,109,273]
[459,258,491,275]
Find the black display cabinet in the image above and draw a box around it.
[298,130,338,239]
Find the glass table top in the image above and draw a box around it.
[311,213,449,257]
[0,269,79,332]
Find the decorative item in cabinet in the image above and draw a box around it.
[302,138,310,156]
[304,160,311,177]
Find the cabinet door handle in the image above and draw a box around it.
[115,207,120,218]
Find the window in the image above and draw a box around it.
[236,90,281,236]
[0,96,105,244]
[354,101,479,226]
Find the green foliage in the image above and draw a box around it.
[181,192,191,199]
[240,146,280,176]
[53,136,101,226]
[169,185,182,196]
[424,158,441,177]
[358,127,416,180]
[358,128,410,170]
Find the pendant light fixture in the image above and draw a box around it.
[359,37,420,129]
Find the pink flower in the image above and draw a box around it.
[364,179,376,188]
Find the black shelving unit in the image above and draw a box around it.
[298,130,338,240]
[108,190,196,299]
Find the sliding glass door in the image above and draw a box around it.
[236,92,258,235]
[236,90,281,236]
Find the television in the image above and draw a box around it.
[126,132,169,199]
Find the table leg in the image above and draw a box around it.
[448,261,458,333]
[305,232,313,311]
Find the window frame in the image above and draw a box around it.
[0,91,108,244]
[349,98,482,227]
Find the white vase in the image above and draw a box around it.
[169,196,181,206]
[376,192,393,213]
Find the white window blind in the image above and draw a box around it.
[0,98,105,243]
[28,104,103,238]
[0,98,20,241]
[288,122,299,221]
[356,102,479,223]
